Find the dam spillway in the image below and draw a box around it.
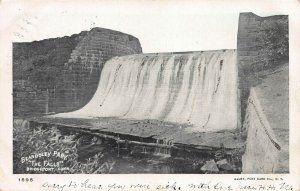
[54,50,239,132]
[14,13,289,174]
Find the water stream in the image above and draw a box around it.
[55,50,238,132]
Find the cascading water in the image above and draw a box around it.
[54,50,238,132]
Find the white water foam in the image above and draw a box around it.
[54,50,239,132]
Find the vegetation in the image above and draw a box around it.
[13,119,115,174]
[262,21,289,69]
[250,20,289,74]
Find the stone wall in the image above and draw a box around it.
[13,28,142,116]
[242,89,281,173]
[13,32,86,116]
[237,12,288,123]
[237,12,289,173]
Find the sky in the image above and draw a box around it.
[3,0,292,53]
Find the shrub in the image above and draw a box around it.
[13,119,115,174]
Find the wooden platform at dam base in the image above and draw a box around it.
[28,116,245,157]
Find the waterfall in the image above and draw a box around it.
[54,50,238,132]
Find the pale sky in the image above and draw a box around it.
[3,0,291,53]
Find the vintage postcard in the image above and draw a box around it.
[0,0,299,190]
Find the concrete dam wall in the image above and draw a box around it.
[55,50,239,131]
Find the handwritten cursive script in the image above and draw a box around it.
[41,179,295,191]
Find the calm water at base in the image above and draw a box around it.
[77,143,239,174]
